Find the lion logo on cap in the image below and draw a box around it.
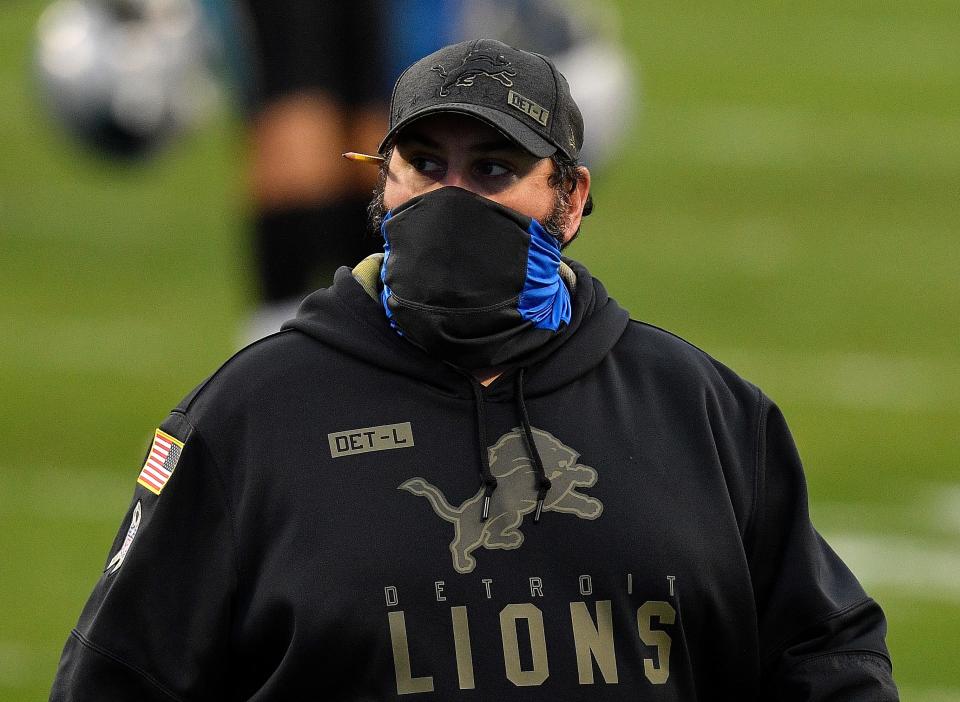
[399,427,602,574]
[431,39,517,97]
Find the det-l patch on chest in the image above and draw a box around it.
[328,422,414,458]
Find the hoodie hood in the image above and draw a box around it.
[282,256,630,401]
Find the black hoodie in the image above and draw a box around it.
[51,259,898,701]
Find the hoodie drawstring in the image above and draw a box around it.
[515,368,552,523]
[468,368,552,523]
[470,379,497,521]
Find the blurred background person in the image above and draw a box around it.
[33,0,225,158]
[237,0,390,340]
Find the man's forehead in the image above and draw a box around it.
[394,113,536,157]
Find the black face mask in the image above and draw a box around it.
[379,187,572,369]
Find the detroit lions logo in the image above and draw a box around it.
[399,428,602,574]
[431,40,517,97]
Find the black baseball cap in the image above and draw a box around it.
[378,39,584,161]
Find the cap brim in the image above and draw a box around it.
[378,103,557,158]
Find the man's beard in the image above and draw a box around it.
[365,167,389,234]
[366,174,570,245]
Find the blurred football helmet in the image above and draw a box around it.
[34,0,220,158]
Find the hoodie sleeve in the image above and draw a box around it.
[747,395,899,700]
[50,411,237,702]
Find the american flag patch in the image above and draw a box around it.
[137,429,184,495]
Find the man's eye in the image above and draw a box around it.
[410,156,443,174]
[475,161,511,177]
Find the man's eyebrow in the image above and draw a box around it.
[398,132,524,155]
[400,132,440,149]
[468,139,522,154]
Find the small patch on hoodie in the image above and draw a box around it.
[105,501,141,574]
[328,422,415,458]
[137,429,184,495]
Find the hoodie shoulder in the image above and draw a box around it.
[617,320,767,543]
[618,319,762,412]
[172,329,330,426]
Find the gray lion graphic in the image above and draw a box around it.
[399,428,602,574]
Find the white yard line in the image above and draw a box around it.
[0,640,34,686]
[0,314,230,378]
[823,531,960,604]
[816,484,960,539]
[0,466,132,521]
[715,347,960,412]
[0,316,174,376]
[929,484,960,536]
[657,101,960,176]
[5,313,958,413]
[818,485,960,603]
[897,687,960,702]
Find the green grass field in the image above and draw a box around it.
[1,0,958,698]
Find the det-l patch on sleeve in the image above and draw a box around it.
[137,428,185,495]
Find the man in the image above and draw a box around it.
[51,39,898,700]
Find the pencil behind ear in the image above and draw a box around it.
[342,152,385,164]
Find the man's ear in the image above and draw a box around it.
[561,166,591,245]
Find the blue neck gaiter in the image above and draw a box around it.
[379,186,571,369]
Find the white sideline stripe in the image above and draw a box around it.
[6,312,958,412]
[0,316,228,377]
[659,101,960,174]
[815,486,960,605]
[0,466,132,520]
[0,640,34,685]
[823,531,960,604]
[898,687,960,702]
[816,483,960,539]
[929,484,960,537]
[714,347,960,412]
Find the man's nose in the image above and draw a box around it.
[435,168,473,193]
